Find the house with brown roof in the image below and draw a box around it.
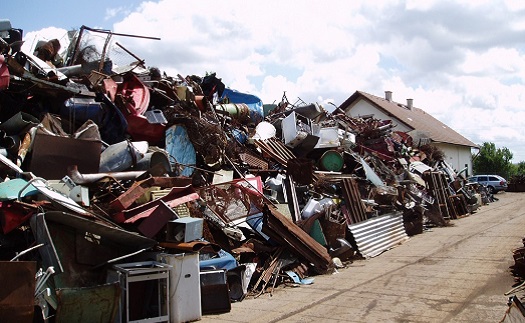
[338,90,479,176]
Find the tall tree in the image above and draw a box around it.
[473,142,513,178]
[516,161,525,175]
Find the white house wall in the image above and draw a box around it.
[433,143,473,177]
[346,100,412,132]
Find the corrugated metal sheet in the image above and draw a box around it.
[348,212,409,258]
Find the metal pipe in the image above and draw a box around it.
[35,266,55,294]
[67,165,146,185]
[115,42,146,67]
[79,25,161,40]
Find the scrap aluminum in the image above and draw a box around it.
[347,212,410,258]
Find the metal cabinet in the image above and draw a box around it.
[108,261,171,323]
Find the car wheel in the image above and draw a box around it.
[487,186,495,194]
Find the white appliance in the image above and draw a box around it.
[156,252,201,323]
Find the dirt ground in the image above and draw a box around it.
[202,192,525,323]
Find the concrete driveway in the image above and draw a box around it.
[202,192,525,323]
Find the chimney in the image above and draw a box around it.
[385,91,392,101]
[407,98,413,110]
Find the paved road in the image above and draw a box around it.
[202,192,525,323]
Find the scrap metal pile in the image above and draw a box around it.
[0,23,484,322]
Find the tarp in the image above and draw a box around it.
[222,88,263,124]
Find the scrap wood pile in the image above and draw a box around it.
[0,23,485,321]
[508,175,525,192]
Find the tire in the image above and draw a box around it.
[487,185,495,194]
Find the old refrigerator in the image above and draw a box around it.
[156,252,201,323]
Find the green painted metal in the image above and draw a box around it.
[55,282,120,323]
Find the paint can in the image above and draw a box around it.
[319,150,344,172]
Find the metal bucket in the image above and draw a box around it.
[135,151,172,173]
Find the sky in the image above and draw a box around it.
[5,0,525,162]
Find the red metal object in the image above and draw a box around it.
[116,72,150,116]
[117,186,199,223]
[136,201,176,238]
[109,177,193,212]
[114,72,166,144]
[0,202,34,234]
[0,55,10,90]
[125,113,166,144]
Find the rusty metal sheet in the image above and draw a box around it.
[55,282,120,323]
[121,186,199,223]
[109,177,193,212]
[109,180,148,212]
[159,240,221,253]
[0,261,36,322]
[347,212,409,258]
[254,138,291,166]
[239,152,268,170]
[30,133,101,180]
[261,204,332,273]
[342,177,368,224]
[45,211,156,249]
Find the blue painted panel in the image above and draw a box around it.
[165,125,197,177]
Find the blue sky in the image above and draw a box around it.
[5,0,525,162]
[5,1,144,32]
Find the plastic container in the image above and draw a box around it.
[301,199,322,219]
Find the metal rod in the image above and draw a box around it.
[79,25,161,40]
[10,243,45,261]
[92,248,150,269]
[115,42,146,67]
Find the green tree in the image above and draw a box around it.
[473,142,513,178]
[516,161,525,175]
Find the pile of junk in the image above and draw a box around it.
[0,22,486,322]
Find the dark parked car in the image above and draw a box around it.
[468,175,508,193]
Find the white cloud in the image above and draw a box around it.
[22,27,70,54]
[504,0,525,11]
[19,0,525,162]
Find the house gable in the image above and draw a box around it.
[339,91,478,149]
